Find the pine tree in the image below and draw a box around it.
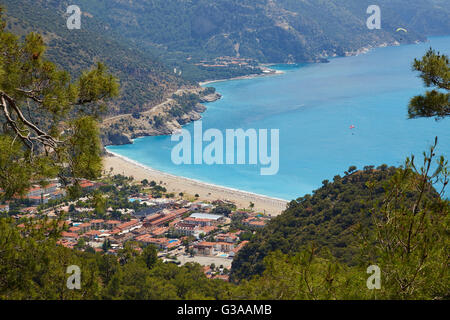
[408,48,449,120]
[0,9,119,200]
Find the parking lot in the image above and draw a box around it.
[176,254,232,268]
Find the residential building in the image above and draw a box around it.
[193,242,216,256]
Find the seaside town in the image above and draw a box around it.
[194,56,258,68]
[0,173,273,282]
[193,56,280,78]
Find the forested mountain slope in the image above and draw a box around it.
[230,165,441,281]
[4,0,449,99]
[1,0,187,116]
[49,0,450,64]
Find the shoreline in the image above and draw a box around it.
[102,67,290,215]
[197,42,393,87]
[104,151,289,215]
[199,68,284,86]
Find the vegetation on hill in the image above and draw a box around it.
[1,145,447,300]
[232,157,448,288]
[5,1,450,85]
[1,0,187,116]
[3,0,449,133]
[0,217,233,299]
[0,10,118,199]
[50,0,450,65]
[100,87,219,146]
[232,47,450,284]
[231,164,395,280]
[0,3,448,300]
[408,48,449,120]
[235,143,449,299]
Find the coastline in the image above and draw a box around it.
[197,41,399,87]
[101,42,407,213]
[103,151,289,216]
[102,66,290,215]
[101,87,221,146]
[199,68,284,86]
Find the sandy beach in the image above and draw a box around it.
[199,68,284,86]
[103,154,289,216]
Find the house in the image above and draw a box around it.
[184,213,223,227]
[82,230,102,241]
[68,226,81,234]
[172,208,189,216]
[61,232,79,241]
[193,242,216,256]
[78,222,92,233]
[169,218,182,227]
[203,265,213,278]
[105,220,121,230]
[117,219,141,234]
[242,217,268,229]
[91,219,105,230]
[135,235,180,250]
[197,225,217,238]
[215,233,239,243]
[173,222,217,239]
[229,241,249,257]
[212,274,229,281]
[0,204,9,213]
[143,212,177,228]
[57,239,76,249]
[20,207,37,214]
[24,183,66,204]
[173,222,197,236]
[150,227,168,237]
[79,180,96,191]
[213,242,235,253]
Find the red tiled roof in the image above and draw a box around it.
[83,230,101,236]
[145,213,177,227]
[80,181,94,188]
[78,222,91,228]
[213,275,229,281]
[118,219,139,231]
[151,227,168,236]
[106,220,121,224]
[199,226,217,234]
[173,208,188,216]
[61,232,79,238]
[196,241,215,247]
[233,241,249,253]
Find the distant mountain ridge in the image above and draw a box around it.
[4,1,449,93]
[2,0,188,116]
[64,0,449,64]
[3,0,449,144]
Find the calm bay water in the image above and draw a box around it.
[107,37,450,200]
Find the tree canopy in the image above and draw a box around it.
[0,9,119,199]
[408,48,449,120]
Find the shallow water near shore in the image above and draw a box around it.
[107,36,450,201]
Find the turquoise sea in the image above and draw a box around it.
[107,36,450,201]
